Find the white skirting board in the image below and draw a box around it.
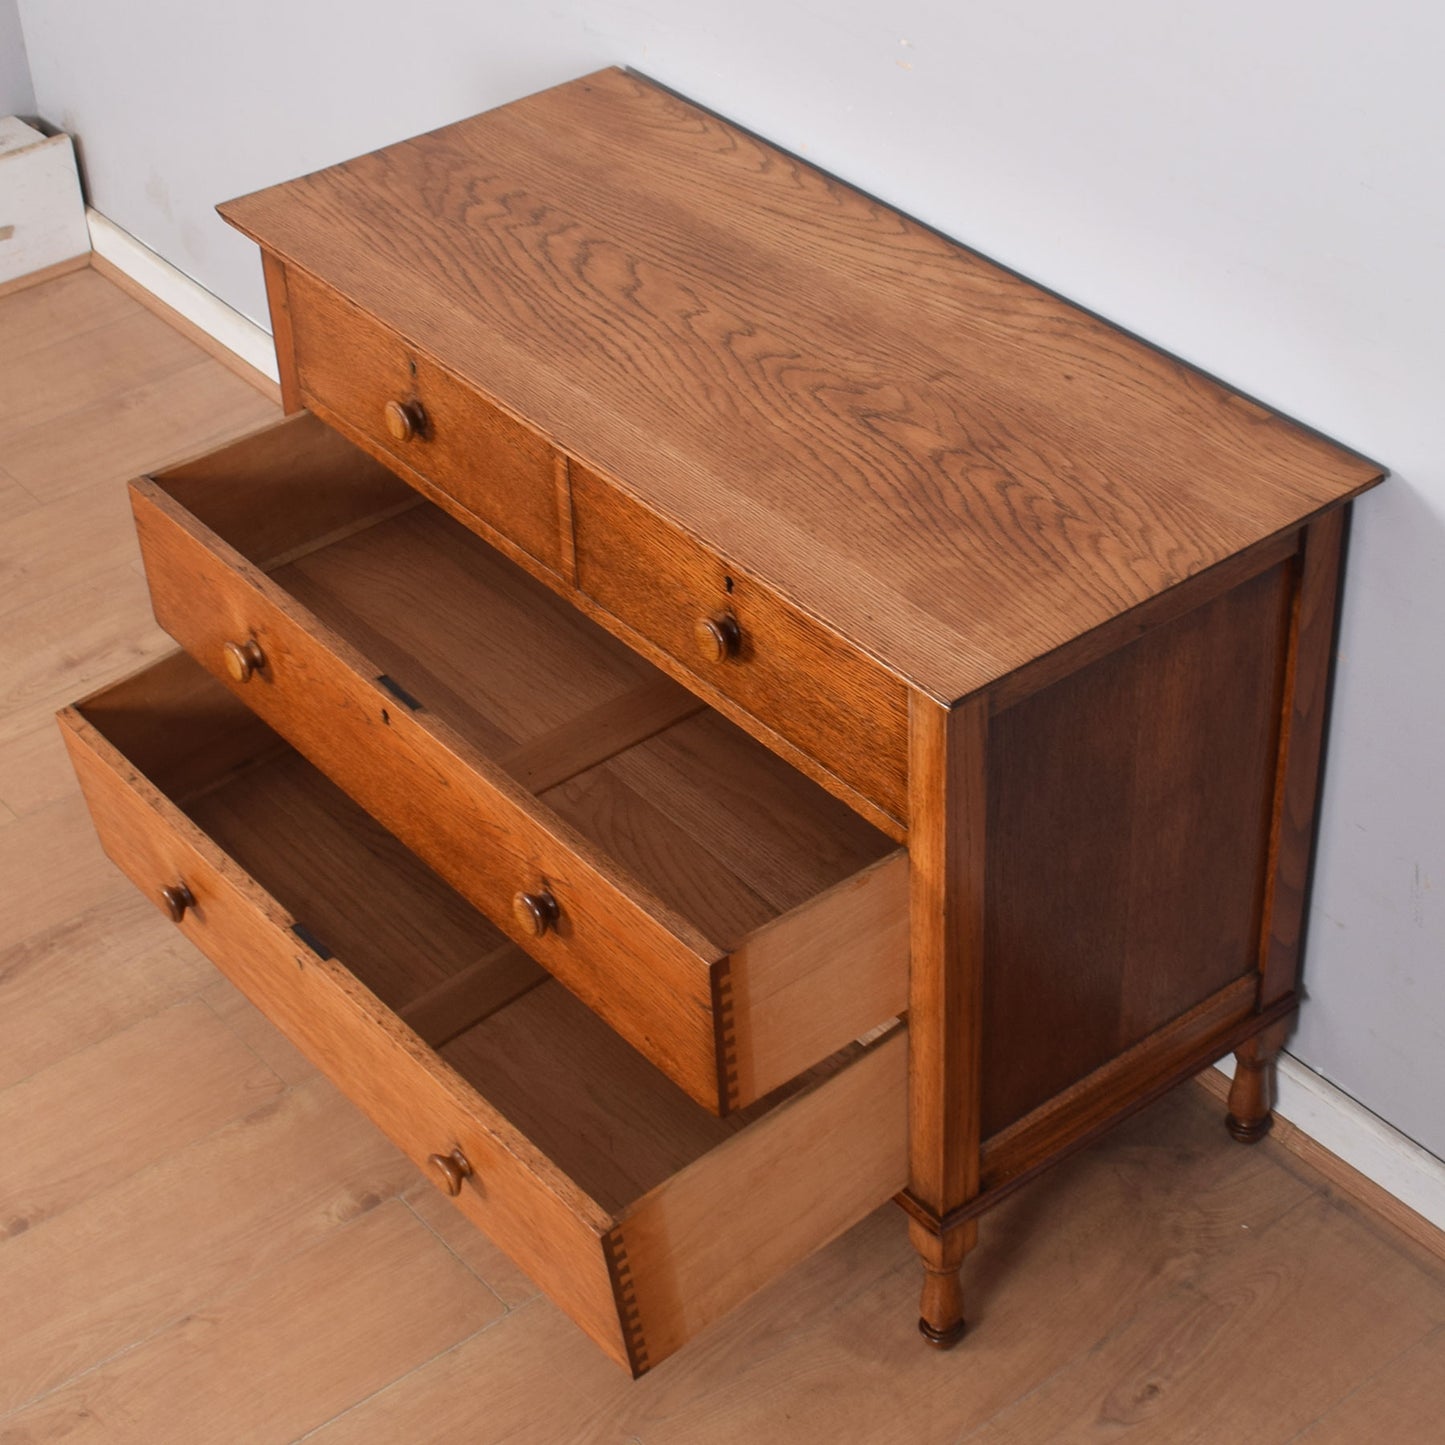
[1216,1051,1445,1233]
[86,208,279,385]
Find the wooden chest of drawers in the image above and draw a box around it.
[62,68,1384,1375]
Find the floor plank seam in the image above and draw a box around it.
[959,1177,1445,1445]
[0,985,232,1103]
[1274,1321,1445,1445]
[1312,1180,1445,1289]
[286,1297,546,1444]
[195,983,312,1094]
[397,1192,512,1313]
[0,310,209,443]
[1256,1132,1445,1287]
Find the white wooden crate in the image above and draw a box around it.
[0,117,90,285]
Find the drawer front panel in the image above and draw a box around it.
[571,463,910,823]
[130,479,732,1110]
[57,699,631,1368]
[285,265,565,572]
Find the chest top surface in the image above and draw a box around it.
[221,67,1382,701]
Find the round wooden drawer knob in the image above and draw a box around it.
[222,638,265,684]
[428,1147,473,1197]
[384,398,427,443]
[513,888,559,938]
[160,881,195,923]
[694,612,742,663]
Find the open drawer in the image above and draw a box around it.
[59,654,907,1376]
[128,413,908,1115]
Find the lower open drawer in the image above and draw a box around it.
[58,653,907,1376]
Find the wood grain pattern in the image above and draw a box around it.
[0,1201,501,1445]
[269,505,663,763]
[540,712,906,1108]
[441,984,884,1220]
[978,977,1269,1202]
[220,68,1382,700]
[982,528,1302,713]
[1259,507,1349,1004]
[612,1026,907,1371]
[0,564,173,764]
[964,1192,1445,1443]
[0,473,146,620]
[0,712,86,821]
[0,309,197,439]
[0,1074,419,1416]
[439,981,751,1218]
[981,562,1293,1134]
[185,751,521,1013]
[499,674,704,793]
[0,791,136,952]
[0,890,211,1090]
[727,851,908,1105]
[0,266,132,370]
[397,941,547,1048]
[538,705,888,923]
[261,248,301,412]
[0,997,280,1237]
[201,974,316,1086]
[0,463,35,524]
[152,408,414,569]
[0,358,279,505]
[1294,1327,1445,1444]
[287,265,564,572]
[903,694,988,1340]
[399,1177,541,1308]
[572,462,909,819]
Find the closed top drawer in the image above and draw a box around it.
[129,413,908,1115]
[571,463,910,824]
[283,264,565,573]
[60,654,907,1376]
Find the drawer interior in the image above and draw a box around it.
[154,420,898,955]
[81,655,865,1203]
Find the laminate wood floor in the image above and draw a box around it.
[2,265,1442,1444]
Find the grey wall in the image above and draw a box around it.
[18,1,1445,1156]
[0,0,33,117]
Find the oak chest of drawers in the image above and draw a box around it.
[61,68,1384,1376]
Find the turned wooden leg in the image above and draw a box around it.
[1226,1022,1288,1143]
[910,1215,976,1348]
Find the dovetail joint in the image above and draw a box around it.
[602,1230,650,1376]
[713,959,740,1113]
